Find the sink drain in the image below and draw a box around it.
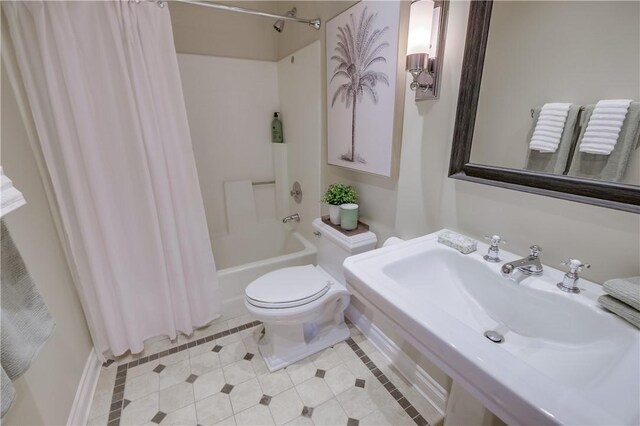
[484,330,504,343]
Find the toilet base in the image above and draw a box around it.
[258,321,350,372]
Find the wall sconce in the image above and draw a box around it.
[406,0,449,100]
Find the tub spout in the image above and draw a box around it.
[282,213,300,223]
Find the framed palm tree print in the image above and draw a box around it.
[326,1,401,177]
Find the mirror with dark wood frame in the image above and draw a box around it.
[449,0,640,214]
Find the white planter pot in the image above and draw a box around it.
[328,204,341,225]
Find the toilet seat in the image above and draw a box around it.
[245,265,332,309]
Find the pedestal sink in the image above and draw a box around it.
[343,230,639,425]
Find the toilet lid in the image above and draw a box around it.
[245,265,331,309]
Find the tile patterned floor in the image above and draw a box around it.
[87,315,443,426]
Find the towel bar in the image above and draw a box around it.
[252,180,275,186]
[530,106,586,118]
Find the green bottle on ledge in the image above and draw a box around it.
[271,112,283,143]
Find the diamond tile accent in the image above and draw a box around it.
[355,378,366,388]
[212,345,223,353]
[221,383,234,394]
[151,411,167,424]
[301,406,314,418]
[259,394,272,406]
[315,369,326,378]
[347,418,359,426]
[153,364,166,373]
[186,374,198,384]
[123,399,131,409]
[243,352,255,361]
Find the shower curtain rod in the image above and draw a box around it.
[172,0,321,30]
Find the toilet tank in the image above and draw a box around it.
[311,218,377,284]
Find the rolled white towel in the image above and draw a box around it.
[536,121,564,132]
[529,103,572,153]
[598,99,633,107]
[592,107,630,115]
[583,126,622,136]
[579,99,632,155]
[587,116,626,126]
[588,114,627,121]
[537,114,568,124]
[541,103,572,111]
[533,129,562,138]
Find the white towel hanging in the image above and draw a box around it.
[529,103,572,153]
[579,99,632,155]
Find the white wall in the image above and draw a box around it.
[178,53,279,239]
[1,62,93,426]
[277,41,322,241]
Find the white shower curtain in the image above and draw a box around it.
[3,0,222,357]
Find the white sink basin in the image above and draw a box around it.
[343,229,640,425]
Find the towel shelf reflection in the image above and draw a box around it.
[252,180,276,186]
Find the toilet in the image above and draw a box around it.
[245,218,377,372]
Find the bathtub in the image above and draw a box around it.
[213,222,317,318]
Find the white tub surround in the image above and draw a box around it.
[178,53,280,239]
[277,42,322,242]
[344,230,640,426]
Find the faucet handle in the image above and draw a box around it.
[484,235,506,246]
[483,235,505,263]
[529,245,542,257]
[561,259,590,274]
[558,259,590,293]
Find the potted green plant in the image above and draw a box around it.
[322,183,358,225]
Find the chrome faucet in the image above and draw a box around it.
[501,245,543,278]
[282,213,300,223]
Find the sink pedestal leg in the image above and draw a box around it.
[444,382,505,426]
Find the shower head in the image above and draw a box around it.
[273,7,297,33]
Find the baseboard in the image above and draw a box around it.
[67,348,101,426]
[345,304,448,416]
